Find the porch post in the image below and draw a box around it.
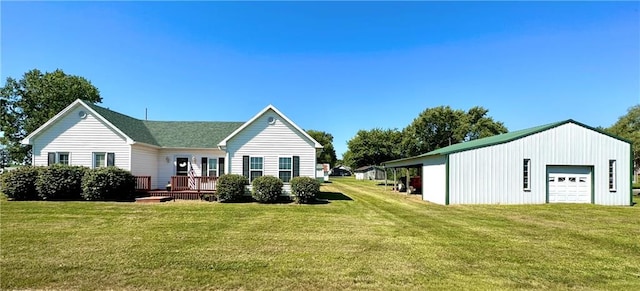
[406,168,410,194]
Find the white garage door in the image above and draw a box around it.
[548,166,591,203]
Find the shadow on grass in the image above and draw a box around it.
[317,191,352,201]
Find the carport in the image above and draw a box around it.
[382,156,424,194]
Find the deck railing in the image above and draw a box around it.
[135,176,152,191]
[171,176,218,192]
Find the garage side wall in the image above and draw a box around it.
[448,123,630,205]
[422,156,447,205]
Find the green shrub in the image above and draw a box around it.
[291,176,320,204]
[0,166,41,200]
[216,174,248,202]
[81,167,136,201]
[36,165,87,200]
[251,175,283,203]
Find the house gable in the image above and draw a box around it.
[223,106,321,183]
[26,103,131,169]
[22,99,134,145]
[218,105,322,149]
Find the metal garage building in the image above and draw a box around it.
[382,120,632,206]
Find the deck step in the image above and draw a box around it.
[135,196,173,203]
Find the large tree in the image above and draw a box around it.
[345,128,403,168]
[401,106,507,156]
[606,105,640,172]
[1,69,102,163]
[306,129,337,166]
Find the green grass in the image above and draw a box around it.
[2,177,639,290]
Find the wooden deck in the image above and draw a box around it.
[145,190,216,200]
[134,175,218,200]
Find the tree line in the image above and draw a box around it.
[1,69,638,172]
[342,106,508,169]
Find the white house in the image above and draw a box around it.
[21,99,323,193]
[382,120,632,206]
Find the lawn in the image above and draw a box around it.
[1,177,639,290]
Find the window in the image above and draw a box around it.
[201,157,218,177]
[609,160,616,191]
[279,157,292,183]
[93,152,115,168]
[523,159,531,191]
[250,157,263,182]
[47,152,70,165]
[94,153,106,168]
[58,153,70,165]
[208,158,217,177]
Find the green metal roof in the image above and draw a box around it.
[424,120,569,156]
[383,119,630,166]
[86,103,243,148]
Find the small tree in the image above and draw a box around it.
[216,174,248,202]
[251,176,283,203]
[1,69,102,164]
[290,177,320,204]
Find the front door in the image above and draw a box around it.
[176,158,189,176]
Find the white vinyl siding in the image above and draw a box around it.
[131,144,159,189]
[226,109,318,194]
[31,106,130,169]
[448,123,630,205]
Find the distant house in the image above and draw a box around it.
[330,165,352,176]
[383,120,631,206]
[21,99,323,194]
[354,165,385,180]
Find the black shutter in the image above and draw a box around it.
[107,153,115,166]
[218,157,225,176]
[48,152,56,165]
[242,156,249,178]
[201,157,208,177]
[293,156,300,177]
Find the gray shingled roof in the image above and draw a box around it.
[86,103,243,148]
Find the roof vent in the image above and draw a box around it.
[78,111,87,119]
[267,116,276,125]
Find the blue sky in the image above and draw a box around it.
[2,2,639,159]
